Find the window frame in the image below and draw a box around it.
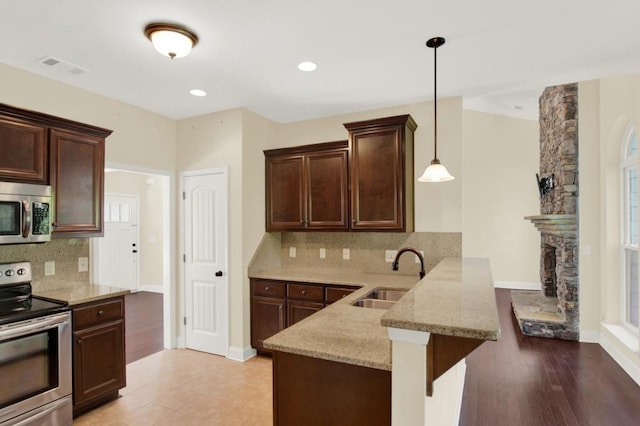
[621,125,639,333]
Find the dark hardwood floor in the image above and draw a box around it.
[125,291,164,364]
[459,289,640,426]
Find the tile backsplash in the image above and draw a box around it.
[249,231,461,276]
[0,239,90,291]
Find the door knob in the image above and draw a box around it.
[215,271,223,277]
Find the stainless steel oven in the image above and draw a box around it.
[0,183,51,244]
[0,262,71,426]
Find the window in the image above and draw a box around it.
[622,127,639,330]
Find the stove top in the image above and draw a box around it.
[0,261,68,326]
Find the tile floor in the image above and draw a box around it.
[74,349,273,425]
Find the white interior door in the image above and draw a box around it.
[184,171,228,356]
[97,194,140,291]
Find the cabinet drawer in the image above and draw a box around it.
[73,298,124,329]
[287,283,324,301]
[325,286,358,304]
[252,280,286,298]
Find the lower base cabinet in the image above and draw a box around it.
[250,279,358,353]
[71,296,126,417]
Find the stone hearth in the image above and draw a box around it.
[512,83,579,341]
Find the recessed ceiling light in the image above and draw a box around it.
[190,89,207,97]
[298,61,318,72]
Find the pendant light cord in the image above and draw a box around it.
[433,43,438,161]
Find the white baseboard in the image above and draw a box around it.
[140,284,164,293]
[579,329,600,343]
[494,281,541,290]
[227,346,257,362]
[600,324,640,386]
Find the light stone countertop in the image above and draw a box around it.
[34,284,130,306]
[258,257,499,371]
[381,257,500,340]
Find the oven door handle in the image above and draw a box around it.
[21,200,31,238]
[9,395,71,426]
[0,312,69,341]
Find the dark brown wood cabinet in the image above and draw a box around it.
[71,296,126,417]
[344,114,416,232]
[50,128,105,237]
[250,278,358,353]
[0,115,47,183]
[265,141,349,231]
[0,103,111,237]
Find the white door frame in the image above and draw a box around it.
[91,161,176,349]
[179,167,230,352]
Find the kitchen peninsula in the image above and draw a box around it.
[257,257,500,426]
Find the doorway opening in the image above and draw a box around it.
[91,162,175,351]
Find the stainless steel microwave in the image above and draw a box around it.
[0,182,52,244]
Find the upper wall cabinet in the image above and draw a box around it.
[344,114,416,232]
[0,103,112,238]
[265,141,349,231]
[0,115,48,183]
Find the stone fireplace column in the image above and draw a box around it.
[512,83,579,341]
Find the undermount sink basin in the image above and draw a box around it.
[365,288,408,302]
[351,288,408,309]
[352,299,397,309]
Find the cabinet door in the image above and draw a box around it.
[350,126,404,230]
[251,296,286,352]
[50,128,105,237]
[266,155,305,231]
[287,300,324,327]
[306,149,349,230]
[0,116,47,183]
[346,115,415,232]
[73,320,126,408]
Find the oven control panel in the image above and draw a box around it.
[0,262,32,286]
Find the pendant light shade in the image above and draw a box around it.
[145,23,198,59]
[418,36,454,183]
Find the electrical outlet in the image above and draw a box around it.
[319,248,326,259]
[289,247,296,258]
[415,250,425,263]
[343,248,350,260]
[78,257,88,272]
[385,250,397,263]
[45,261,55,276]
[582,245,591,256]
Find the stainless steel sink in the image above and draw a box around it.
[352,299,397,309]
[351,288,408,309]
[365,288,407,301]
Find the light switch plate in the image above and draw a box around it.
[289,247,296,258]
[78,257,89,272]
[385,250,397,263]
[45,261,55,276]
[319,248,326,259]
[342,248,350,260]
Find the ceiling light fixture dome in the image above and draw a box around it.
[144,23,199,59]
[418,36,454,183]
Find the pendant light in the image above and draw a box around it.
[418,37,455,182]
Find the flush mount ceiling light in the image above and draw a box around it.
[418,36,454,183]
[190,89,207,97]
[298,61,318,72]
[144,23,199,59]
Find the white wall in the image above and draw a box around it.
[462,110,540,285]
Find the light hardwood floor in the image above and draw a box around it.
[73,350,273,425]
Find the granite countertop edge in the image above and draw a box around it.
[34,284,131,306]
